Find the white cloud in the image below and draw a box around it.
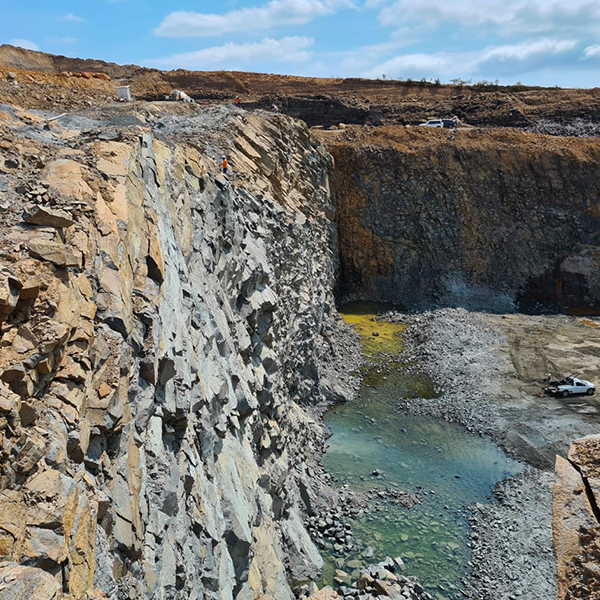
[583,44,600,58]
[479,39,577,62]
[9,39,40,51]
[59,13,86,23]
[363,38,577,79]
[146,36,314,70]
[378,0,600,36]
[322,34,420,72]
[154,0,354,37]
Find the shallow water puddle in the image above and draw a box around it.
[321,303,523,599]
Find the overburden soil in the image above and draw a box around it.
[2,44,600,128]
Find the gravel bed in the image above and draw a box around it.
[381,308,557,600]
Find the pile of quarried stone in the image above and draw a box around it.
[302,557,434,600]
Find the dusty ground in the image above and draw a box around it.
[3,44,600,128]
[398,310,600,467]
[490,313,600,465]
[392,309,600,600]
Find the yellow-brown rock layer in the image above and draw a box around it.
[553,437,600,600]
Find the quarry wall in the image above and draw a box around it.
[0,105,346,600]
[1,91,600,600]
[323,126,600,311]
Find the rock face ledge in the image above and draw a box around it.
[553,434,600,600]
[0,104,343,599]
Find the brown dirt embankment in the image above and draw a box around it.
[0,64,116,110]
[2,44,600,127]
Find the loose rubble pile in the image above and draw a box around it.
[465,470,557,600]
[307,500,362,555]
[305,484,420,570]
[301,557,435,600]
[392,309,502,435]
[528,118,600,137]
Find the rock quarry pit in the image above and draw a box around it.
[0,57,599,600]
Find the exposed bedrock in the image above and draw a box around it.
[0,105,351,599]
[323,127,600,311]
[553,435,600,600]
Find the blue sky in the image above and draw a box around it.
[1,0,600,87]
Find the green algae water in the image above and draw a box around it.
[322,303,524,600]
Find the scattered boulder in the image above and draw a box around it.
[25,206,74,228]
[0,275,23,315]
[28,240,81,268]
[307,586,339,600]
[0,563,62,599]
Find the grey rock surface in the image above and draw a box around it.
[0,103,356,600]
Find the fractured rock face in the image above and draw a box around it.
[323,127,600,310]
[0,275,22,315]
[0,563,62,600]
[0,103,340,599]
[28,240,81,268]
[553,438,600,600]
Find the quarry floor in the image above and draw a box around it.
[389,309,600,599]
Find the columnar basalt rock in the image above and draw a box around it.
[322,127,600,311]
[0,104,347,599]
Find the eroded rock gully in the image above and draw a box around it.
[0,104,356,600]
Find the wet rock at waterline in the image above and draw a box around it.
[320,304,523,599]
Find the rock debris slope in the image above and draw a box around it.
[0,104,346,599]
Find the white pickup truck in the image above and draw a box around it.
[545,374,595,397]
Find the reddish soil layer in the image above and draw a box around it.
[2,44,600,127]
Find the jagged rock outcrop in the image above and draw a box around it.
[322,126,600,311]
[0,103,345,599]
[553,435,600,600]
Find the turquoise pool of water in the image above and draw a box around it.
[321,304,524,600]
